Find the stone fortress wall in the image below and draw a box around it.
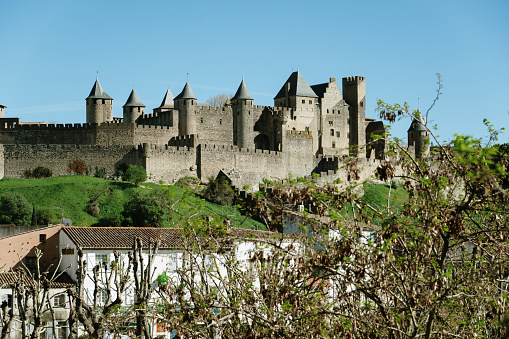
[0,70,429,189]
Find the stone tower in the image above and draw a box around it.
[153,88,174,114]
[342,76,366,155]
[232,79,254,149]
[174,82,197,135]
[408,117,429,159]
[123,88,145,124]
[86,78,113,124]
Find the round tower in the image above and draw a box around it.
[407,117,430,159]
[123,88,145,124]
[174,82,197,135]
[232,79,254,149]
[86,78,113,124]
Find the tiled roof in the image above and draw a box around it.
[274,71,318,99]
[232,79,253,100]
[123,88,145,107]
[63,227,184,249]
[0,271,74,288]
[86,79,113,100]
[159,88,174,108]
[174,82,197,100]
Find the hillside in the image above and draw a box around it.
[0,176,265,230]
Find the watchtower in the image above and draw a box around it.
[86,78,113,124]
[232,79,254,149]
[174,82,197,135]
[407,117,430,159]
[342,76,366,155]
[123,88,145,124]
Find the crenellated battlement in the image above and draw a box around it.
[136,143,193,154]
[168,134,198,147]
[0,122,95,130]
[342,76,365,85]
[196,106,233,114]
[200,143,282,157]
[286,130,312,138]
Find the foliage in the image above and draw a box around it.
[34,206,58,225]
[0,192,32,225]
[93,166,107,179]
[68,159,86,175]
[201,93,233,107]
[202,176,235,206]
[22,166,53,179]
[121,164,147,186]
[122,192,167,227]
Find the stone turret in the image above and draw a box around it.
[232,79,254,149]
[0,104,5,119]
[174,82,197,135]
[342,76,366,156]
[86,78,113,124]
[408,116,429,159]
[123,88,145,124]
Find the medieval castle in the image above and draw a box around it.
[0,71,429,189]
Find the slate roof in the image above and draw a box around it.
[0,104,6,108]
[0,271,74,288]
[159,88,174,108]
[174,82,197,100]
[63,227,183,249]
[232,79,253,100]
[275,71,318,99]
[408,118,427,132]
[86,79,113,100]
[310,83,328,99]
[123,88,145,107]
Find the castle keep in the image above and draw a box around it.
[0,71,427,188]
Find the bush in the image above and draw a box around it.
[32,166,53,179]
[202,176,235,206]
[94,166,107,179]
[0,193,32,226]
[68,159,86,175]
[116,163,129,177]
[122,192,166,227]
[34,207,57,225]
[121,165,147,185]
[85,201,100,217]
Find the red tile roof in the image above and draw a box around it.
[0,271,74,288]
[63,227,184,249]
[62,226,277,250]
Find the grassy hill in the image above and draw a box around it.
[0,176,265,230]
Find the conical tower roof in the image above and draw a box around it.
[174,82,197,100]
[123,88,145,107]
[407,117,427,132]
[86,79,112,100]
[159,88,174,108]
[232,79,253,100]
[274,71,318,99]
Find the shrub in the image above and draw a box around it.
[68,159,86,175]
[85,201,100,217]
[116,163,129,177]
[122,192,166,227]
[34,207,57,225]
[32,166,53,178]
[94,166,107,179]
[121,165,147,185]
[0,193,32,226]
[202,176,235,206]
[23,169,32,179]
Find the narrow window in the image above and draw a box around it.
[305,127,309,132]
[220,119,222,125]
[360,101,364,107]
[40,234,46,243]
[336,131,340,138]
[330,129,334,136]
[200,118,203,124]
[329,121,333,126]
[332,142,336,148]
[302,100,305,104]
[53,294,66,308]
[309,100,312,104]
[327,109,329,113]
[102,99,105,105]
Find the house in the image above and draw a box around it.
[0,225,287,338]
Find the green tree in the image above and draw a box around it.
[121,165,147,185]
[202,176,235,206]
[122,192,166,227]
[0,192,32,225]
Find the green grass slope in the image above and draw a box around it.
[0,176,265,230]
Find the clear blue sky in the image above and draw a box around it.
[0,0,508,143]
